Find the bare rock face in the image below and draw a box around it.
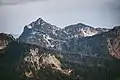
[0,40,7,49]
[108,37,120,59]
[107,37,120,59]
[107,26,120,59]
[19,48,72,79]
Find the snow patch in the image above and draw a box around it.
[46,35,53,40]
[81,28,98,37]
[43,34,54,48]
[27,25,32,29]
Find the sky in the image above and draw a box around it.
[0,0,120,35]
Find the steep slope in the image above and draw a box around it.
[0,34,74,80]
[18,18,120,80]
[107,26,120,59]
[61,26,120,58]
[18,47,73,80]
[19,18,108,51]
[19,18,67,49]
[1,26,120,80]
[18,18,120,62]
[61,26,120,80]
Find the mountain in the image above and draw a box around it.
[1,26,120,80]
[17,18,120,80]
[1,18,120,80]
[19,18,108,51]
[0,33,75,80]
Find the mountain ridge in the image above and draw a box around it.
[0,24,120,80]
[1,25,120,80]
[19,18,109,50]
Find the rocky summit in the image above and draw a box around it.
[19,18,109,51]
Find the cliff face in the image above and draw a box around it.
[18,47,72,79]
[107,26,120,59]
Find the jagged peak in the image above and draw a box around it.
[23,18,47,29]
[64,23,93,30]
[77,23,89,26]
[33,17,46,26]
[25,18,58,30]
[76,23,95,29]
[37,17,44,22]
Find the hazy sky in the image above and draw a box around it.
[0,0,120,34]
